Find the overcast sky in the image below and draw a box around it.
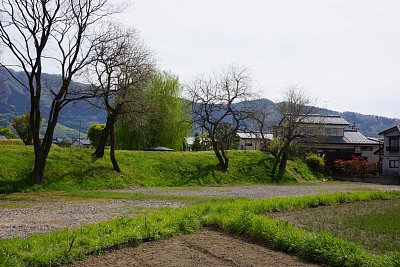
[112,0,400,118]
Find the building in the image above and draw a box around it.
[280,114,381,163]
[0,134,7,140]
[237,132,273,151]
[71,138,92,148]
[379,126,400,176]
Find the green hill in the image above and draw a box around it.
[0,146,323,193]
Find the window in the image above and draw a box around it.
[389,160,399,168]
[389,137,399,147]
[245,143,253,147]
[387,136,400,152]
[325,128,337,136]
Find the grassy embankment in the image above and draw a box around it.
[0,145,324,193]
[1,191,400,266]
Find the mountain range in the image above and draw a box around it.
[0,68,398,139]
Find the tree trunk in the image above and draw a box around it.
[109,122,121,172]
[211,140,228,171]
[94,113,116,158]
[277,141,291,178]
[31,102,61,184]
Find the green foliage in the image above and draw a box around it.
[1,191,400,266]
[0,126,16,138]
[192,133,212,151]
[0,139,24,145]
[11,112,33,145]
[116,72,191,151]
[87,124,108,147]
[215,122,240,150]
[305,153,325,172]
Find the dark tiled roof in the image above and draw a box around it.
[326,130,380,145]
[378,126,400,135]
[300,114,350,125]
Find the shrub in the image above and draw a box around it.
[334,156,378,176]
[87,124,108,147]
[0,139,24,145]
[305,153,325,172]
[0,126,17,139]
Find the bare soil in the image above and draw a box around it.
[66,229,320,267]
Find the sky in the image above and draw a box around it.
[111,0,400,118]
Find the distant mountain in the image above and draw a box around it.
[0,68,398,140]
[0,68,106,140]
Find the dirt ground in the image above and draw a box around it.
[66,229,320,267]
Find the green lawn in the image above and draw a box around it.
[0,145,324,193]
[270,199,400,254]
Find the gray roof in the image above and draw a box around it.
[237,132,273,140]
[326,130,380,145]
[74,139,91,145]
[300,114,350,125]
[141,146,174,151]
[379,126,400,135]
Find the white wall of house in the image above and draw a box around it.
[239,138,263,150]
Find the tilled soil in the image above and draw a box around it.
[66,229,320,267]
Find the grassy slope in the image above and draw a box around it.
[0,145,322,193]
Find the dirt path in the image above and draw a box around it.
[66,229,320,267]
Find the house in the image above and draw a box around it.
[71,138,92,148]
[379,126,400,176]
[237,132,273,151]
[280,114,381,163]
[52,137,63,145]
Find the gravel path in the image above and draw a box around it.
[0,199,184,239]
[115,183,400,200]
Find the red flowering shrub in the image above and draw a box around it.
[334,156,378,176]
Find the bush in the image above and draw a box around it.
[0,139,24,145]
[87,124,108,147]
[334,156,378,176]
[0,127,17,139]
[305,153,325,172]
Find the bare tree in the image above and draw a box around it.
[0,0,119,184]
[273,86,314,178]
[186,65,253,171]
[89,23,155,172]
[247,100,273,152]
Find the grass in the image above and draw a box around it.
[271,199,400,254]
[0,145,324,193]
[1,191,400,266]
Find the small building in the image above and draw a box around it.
[379,126,400,176]
[237,132,273,151]
[0,134,7,140]
[52,137,63,145]
[71,138,92,148]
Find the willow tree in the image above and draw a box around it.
[115,72,191,150]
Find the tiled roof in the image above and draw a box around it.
[378,126,400,135]
[326,130,380,145]
[237,132,273,140]
[300,114,350,125]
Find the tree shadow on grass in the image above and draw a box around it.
[0,172,34,194]
[179,164,220,184]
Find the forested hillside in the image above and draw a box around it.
[1,68,397,139]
